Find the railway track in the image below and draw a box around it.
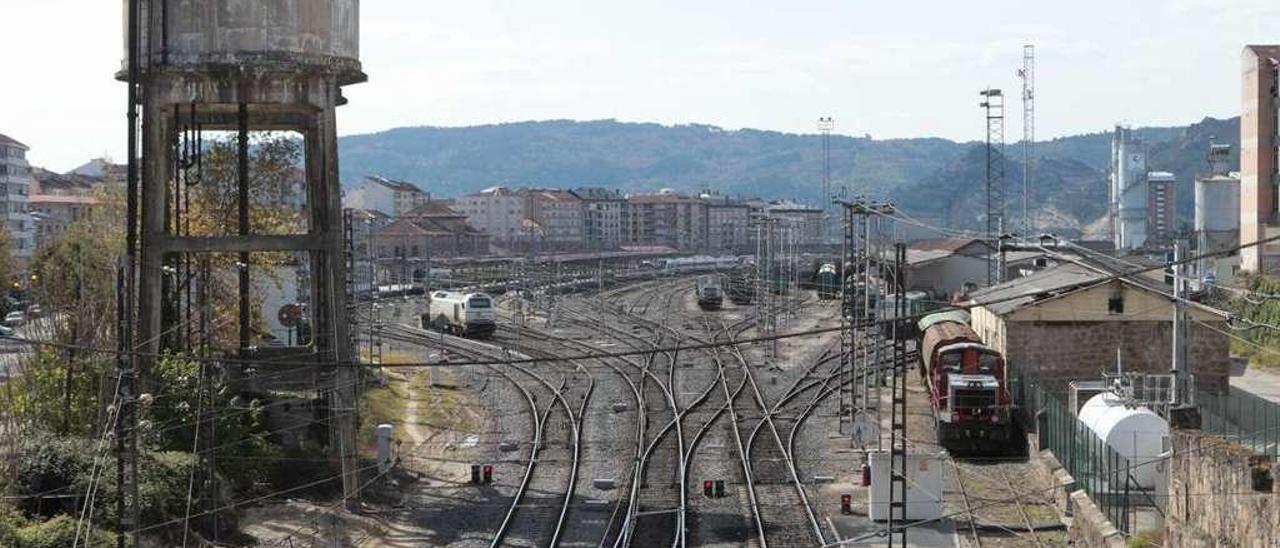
[380,323,591,548]
[564,280,754,547]
[370,276,963,548]
[508,281,696,547]
[949,458,1065,548]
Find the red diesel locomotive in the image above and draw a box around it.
[917,311,1012,453]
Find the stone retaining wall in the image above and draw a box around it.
[1165,430,1280,546]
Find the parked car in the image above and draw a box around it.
[0,324,13,338]
[3,311,25,327]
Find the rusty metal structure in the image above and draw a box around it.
[119,0,365,529]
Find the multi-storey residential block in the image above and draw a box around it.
[527,190,584,250]
[625,190,708,251]
[704,194,752,253]
[1242,45,1280,273]
[571,187,626,250]
[1146,171,1176,247]
[29,168,104,249]
[0,134,34,261]
[343,175,430,217]
[756,200,827,247]
[456,186,532,245]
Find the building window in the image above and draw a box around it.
[1107,295,1124,314]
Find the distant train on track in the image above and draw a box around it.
[695,276,724,310]
[877,291,930,338]
[647,255,743,273]
[421,291,497,337]
[726,269,755,304]
[917,310,1012,454]
[815,263,840,299]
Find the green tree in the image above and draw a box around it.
[183,133,306,352]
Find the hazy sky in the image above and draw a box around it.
[4,0,1279,171]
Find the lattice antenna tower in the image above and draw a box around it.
[1018,45,1035,238]
[819,116,835,240]
[980,88,1006,285]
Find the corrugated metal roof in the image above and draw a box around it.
[969,262,1105,315]
[909,237,990,255]
[906,249,954,266]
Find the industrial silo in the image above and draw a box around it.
[1111,126,1149,250]
[1195,174,1241,235]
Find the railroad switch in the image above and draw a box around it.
[840,494,852,514]
[483,464,494,484]
[703,480,714,498]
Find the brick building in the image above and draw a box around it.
[1146,171,1176,247]
[624,191,708,251]
[968,262,1230,392]
[1241,45,1280,274]
[29,168,103,249]
[373,200,489,282]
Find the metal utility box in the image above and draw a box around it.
[867,451,945,521]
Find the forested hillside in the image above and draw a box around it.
[337,117,1240,233]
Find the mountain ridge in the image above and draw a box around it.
[336,117,1240,233]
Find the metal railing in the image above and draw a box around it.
[1197,386,1280,458]
[1012,371,1137,535]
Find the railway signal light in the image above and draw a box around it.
[482,464,493,484]
[841,494,852,514]
[703,480,714,497]
[470,464,481,485]
[714,480,725,498]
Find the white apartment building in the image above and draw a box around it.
[343,175,430,217]
[456,186,531,244]
[759,200,827,247]
[0,134,34,261]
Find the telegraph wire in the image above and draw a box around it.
[5,230,1279,370]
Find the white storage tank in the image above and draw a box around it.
[1076,392,1169,489]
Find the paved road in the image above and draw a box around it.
[1231,367,1280,404]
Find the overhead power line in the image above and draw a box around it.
[5,231,1278,371]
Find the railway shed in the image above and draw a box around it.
[967,261,1231,392]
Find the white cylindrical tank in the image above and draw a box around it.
[1195,175,1241,233]
[1077,393,1169,489]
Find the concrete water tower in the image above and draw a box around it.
[119,0,365,500]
